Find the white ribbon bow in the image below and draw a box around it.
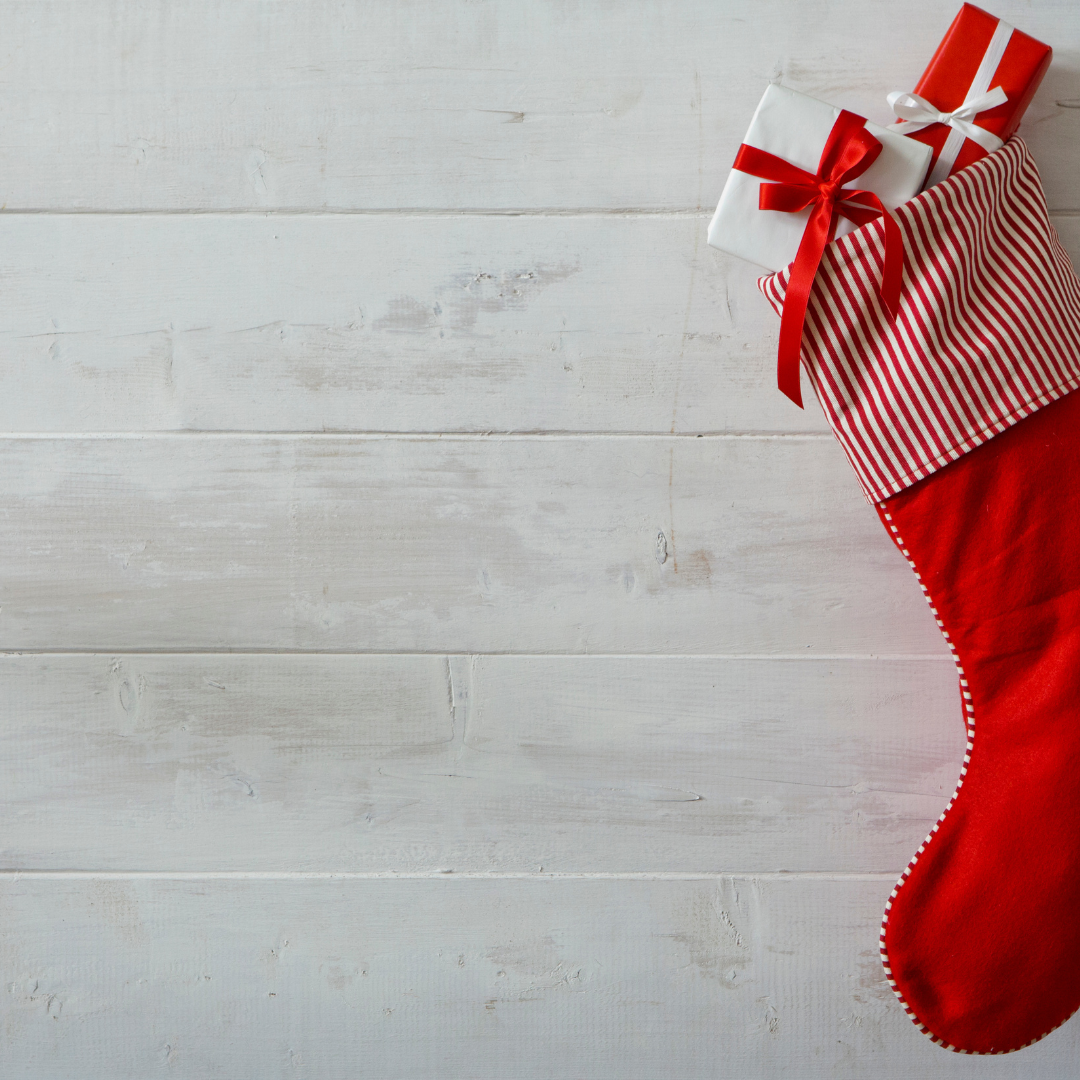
[887,87,1009,154]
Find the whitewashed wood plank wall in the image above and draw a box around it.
[3,2,1080,1077]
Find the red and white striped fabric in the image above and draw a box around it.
[758,137,1080,504]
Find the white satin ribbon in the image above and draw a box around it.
[889,17,1014,188]
[887,87,1008,153]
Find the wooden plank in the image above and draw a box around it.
[0,213,810,434]
[0,654,962,872]
[1,213,1077,434]
[0,435,947,653]
[0,0,1075,211]
[2,874,1076,1078]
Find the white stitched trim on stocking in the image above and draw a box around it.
[876,508,1079,1054]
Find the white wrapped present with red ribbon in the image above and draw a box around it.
[707,84,931,406]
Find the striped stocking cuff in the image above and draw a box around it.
[758,137,1080,504]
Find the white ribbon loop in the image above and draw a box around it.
[887,87,1008,154]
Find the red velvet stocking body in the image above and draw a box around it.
[878,385,1080,1053]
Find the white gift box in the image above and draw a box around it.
[707,83,932,272]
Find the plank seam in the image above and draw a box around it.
[0,431,838,440]
[0,650,956,659]
[0,871,906,880]
[0,208,1072,217]
[0,208,716,217]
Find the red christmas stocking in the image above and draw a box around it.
[877,384,1080,1053]
[759,137,1080,1053]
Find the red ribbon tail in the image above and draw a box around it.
[777,287,808,409]
[842,193,904,320]
[776,201,834,409]
[878,210,903,320]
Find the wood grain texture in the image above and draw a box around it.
[0,654,962,872]
[0,212,1076,434]
[3,875,1078,1079]
[8,1,1080,1072]
[0,213,798,434]
[0,0,1075,212]
[0,435,947,653]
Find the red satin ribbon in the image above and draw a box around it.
[734,110,904,407]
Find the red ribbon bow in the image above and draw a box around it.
[734,110,904,407]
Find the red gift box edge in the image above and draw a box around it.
[904,3,1051,181]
